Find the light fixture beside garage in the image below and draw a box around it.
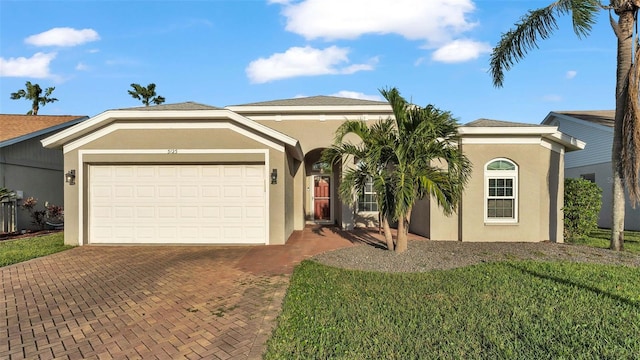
[65,170,76,185]
[271,168,277,184]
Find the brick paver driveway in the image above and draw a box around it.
[0,226,376,360]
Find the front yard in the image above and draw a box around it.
[0,232,70,267]
[265,260,640,359]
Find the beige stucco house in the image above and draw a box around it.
[41,98,584,246]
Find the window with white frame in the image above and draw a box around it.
[485,158,518,223]
[358,177,378,212]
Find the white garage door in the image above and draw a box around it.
[89,164,266,244]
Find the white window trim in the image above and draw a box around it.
[357,177,378,213]
[484,158,518,224]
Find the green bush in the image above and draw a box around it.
[564,178,602,241]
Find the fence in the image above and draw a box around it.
[1,198,18,234]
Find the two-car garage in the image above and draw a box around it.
[89,164,266,244]
[41,103,304,246]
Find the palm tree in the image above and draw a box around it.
[128,83,166,106]
[323,119,397,251]
[489,0,639,251]
[324,87,471,253]
[10,81,58,115]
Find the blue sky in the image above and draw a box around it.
[0,0,617,124]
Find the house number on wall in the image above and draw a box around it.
[167,149,178,154]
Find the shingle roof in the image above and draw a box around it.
[555,110,614,127]
[464,119,542,127]
[0,114,88,145]
[117,101,222,111]
[230,95,389,107]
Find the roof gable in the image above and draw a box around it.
[41,108,303,160]
[230,95,388,107]
[117,101,222,111]
[0,114,88,146]
[465,118,541,128]
[549,110,614,128]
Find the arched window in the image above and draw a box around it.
[484,158,518,223]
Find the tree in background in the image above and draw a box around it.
[489,0,638,251]
[10,81,58,115]
[128,83,166,106]
[324,87,471,253]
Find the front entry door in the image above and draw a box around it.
[313,175,331,221]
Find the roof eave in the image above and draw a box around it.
[40,109,304,160]
[545,131,586,152]
[1,116,89,148]
[458,126,558,136]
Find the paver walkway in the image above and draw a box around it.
[1,226,388,360]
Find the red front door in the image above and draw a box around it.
[313,176,331,221]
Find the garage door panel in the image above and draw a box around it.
[114,186,134,199]
[180,185,199,198]
[90,164,266,244]
[224,186,242,198]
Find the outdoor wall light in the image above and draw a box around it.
[65,170,76,185]
[271,169,278,184]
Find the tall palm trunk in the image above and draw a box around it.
[611,6,635,251]
[395,207,412,253]
[382,216,394,251]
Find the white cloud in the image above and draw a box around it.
[330,90,382,101]
[274,0,477,46]
[25,27,100,47]
[0,52,56,78]
[566,70,577,79]
[246,46,375,83]
[76,62,89,71]
[543,94,563,102]
[431,39,491,63]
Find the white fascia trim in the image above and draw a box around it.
[545,112,614,133]
[545,131,586,151]
[461,137,542,145]
[540,138,565,154]
[78,149,270,246]
[458,126,558,136]
[43,109,301,153]
[62,122,285,154]
[225,105,392,113]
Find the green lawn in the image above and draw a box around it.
[265,260,640,359]
[0,232,72,267]
[571,228,640,253]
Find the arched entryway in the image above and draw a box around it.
[304,148,338,224]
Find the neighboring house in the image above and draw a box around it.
[41,99,583,246]
[1,114,89,232]
[542,110,640,231]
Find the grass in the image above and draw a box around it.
[570,228,640,253]
[0,232,72,267]
[265,260,640,359]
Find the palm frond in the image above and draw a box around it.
[490,0,600,87]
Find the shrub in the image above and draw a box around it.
[20,197,63,230]
[564,178,602,241]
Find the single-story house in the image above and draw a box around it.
[41,98,584,246]
[1,114,88,232]
[542,110,640,231]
